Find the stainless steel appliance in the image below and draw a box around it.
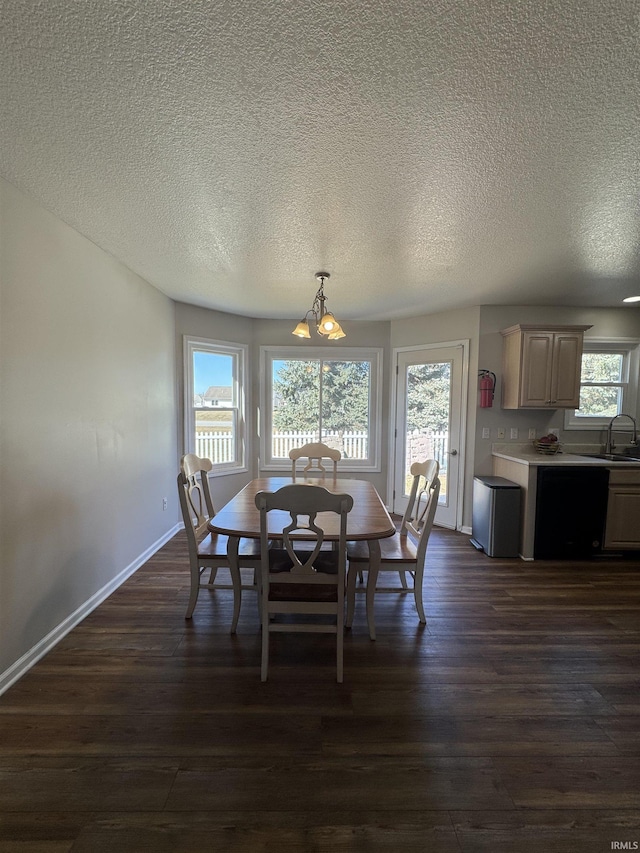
[471,476,521,557]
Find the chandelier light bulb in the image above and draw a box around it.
[291,272,346,341]
[319,312,337,333]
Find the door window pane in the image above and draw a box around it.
[405,362,451,502]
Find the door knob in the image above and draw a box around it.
[449,449,458,456]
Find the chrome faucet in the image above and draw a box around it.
[605,413,638,454]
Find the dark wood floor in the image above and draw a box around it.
[1,528,640,852]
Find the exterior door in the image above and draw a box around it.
[393,344,466,529]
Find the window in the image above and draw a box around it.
[184,337,248,473]
[260,346,382,470]
[564,339,639,431]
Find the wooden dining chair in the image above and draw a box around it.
[255,483,353,682]
[177,453,261,630]
[289,442,341,477]
[346,459,440,631]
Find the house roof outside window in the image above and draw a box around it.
[202,386,232,407]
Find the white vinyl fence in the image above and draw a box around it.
[271,431,369,459]
[196,431,235,464]
[196,428,448,468]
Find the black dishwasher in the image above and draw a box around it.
[534,466,609,559]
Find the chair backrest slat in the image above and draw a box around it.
[289,442,341,477]
[178,454,215,541]
[255,484,353,577]
[400,459,440,563]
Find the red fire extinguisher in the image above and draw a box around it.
[479,370,496,408]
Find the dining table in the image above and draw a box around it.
[208,475,396,640]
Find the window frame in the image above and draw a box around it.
[259,346,383,472]
[564,337,640,431]
[183,336,248,476]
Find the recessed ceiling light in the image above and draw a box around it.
[622,296,640,303]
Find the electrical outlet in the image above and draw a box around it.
[482,427,490,439]
[162,497,168,511]
[510,427,518,439]
[497,427,505,439]
[528,428,536,439]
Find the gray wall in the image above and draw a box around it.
[0,179,178,686]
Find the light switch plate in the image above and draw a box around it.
[510,428,519,439]
[482,427,490,439]
[528,428,536,439]
[497,427,505,439]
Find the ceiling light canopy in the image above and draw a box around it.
[292,272,346,340]
[623,295,640,303]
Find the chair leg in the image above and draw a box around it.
[345,565,359,628]
[336,621,344,683]
[227,536,242,634]
[358,569,364,584]
[185,561,201,619]
[261,613,269,681]
[255,569,262,625]
[209,566,219,584]
[365,539,381,642]
[399,570,408,589]
[413,562,426,624]
[230,569,242,634]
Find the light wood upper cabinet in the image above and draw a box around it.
[500,324,592,409]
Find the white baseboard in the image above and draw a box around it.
[0,523,182,697]
[460,525,472,535]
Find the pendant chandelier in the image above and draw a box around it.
[292,272,346,340]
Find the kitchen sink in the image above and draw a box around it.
[578,453,640,462]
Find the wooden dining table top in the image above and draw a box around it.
[208,476,395,541]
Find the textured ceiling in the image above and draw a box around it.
[2,0,639,321]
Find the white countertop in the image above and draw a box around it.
[491,443,640,467]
